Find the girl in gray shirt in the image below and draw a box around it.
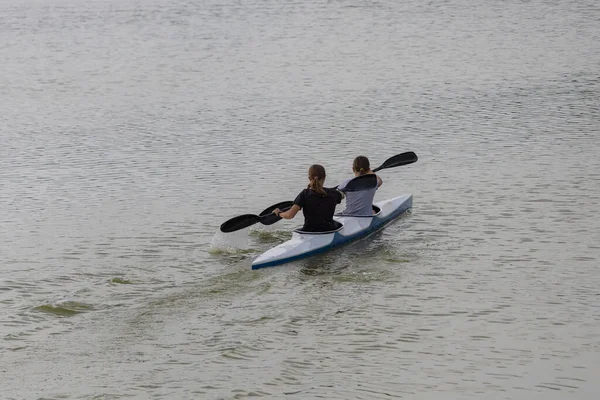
[337,156,383,216]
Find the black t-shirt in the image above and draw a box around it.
[294,187,343,232]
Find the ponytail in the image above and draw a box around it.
[309,176,327,196]
[307,164,327,197]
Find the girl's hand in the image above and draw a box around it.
[272,208,281,216]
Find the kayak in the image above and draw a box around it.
[251,194,412,269]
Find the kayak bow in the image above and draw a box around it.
[251,194,412,269]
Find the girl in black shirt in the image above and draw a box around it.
[273,164,343,232]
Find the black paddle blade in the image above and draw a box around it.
[259,201,294,226]
[344,174,378,192]
[373,151,418,172]
[259,201,295,217]
[220,214,261,233]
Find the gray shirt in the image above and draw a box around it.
[337,177,379,216]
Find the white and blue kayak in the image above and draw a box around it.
[251,194,412,269]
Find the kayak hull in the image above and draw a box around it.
[251,194,412,269]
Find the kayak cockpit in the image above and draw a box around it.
[293,221,344,234]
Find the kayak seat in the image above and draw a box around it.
[372,205,381,215]
[293,221,343,234]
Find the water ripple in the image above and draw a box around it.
[2,0,600,398]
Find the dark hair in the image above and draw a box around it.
[353,156,370,175]
[308,164,327,196]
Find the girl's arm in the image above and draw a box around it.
[275,204,301,219]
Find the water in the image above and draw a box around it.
[1,0,599,398]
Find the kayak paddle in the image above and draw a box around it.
[333,151,418,191]
[372,151,418,172]
[258,201,295,225]
[333,173,378,191]
[220,201,293,233]
[219,152,418,233]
